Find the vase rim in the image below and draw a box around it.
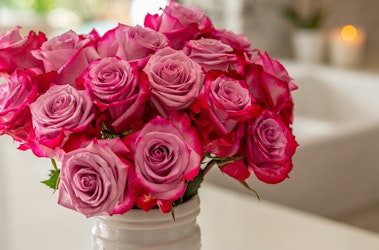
[94,195,200,230]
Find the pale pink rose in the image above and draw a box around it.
[32,30,91,71]
[58,139,135,217]
[143,47,204,117]
[0,70,38,140]
[0,26,46,75]
[246,110,298,184]
[183,38,239,72]
[29,84,95,150]
[79,57,149,132]
[32,30,100,85]
[144,0,213,49]
[97,24,168,67]
[133,114,202,208]
[246,51,297,125]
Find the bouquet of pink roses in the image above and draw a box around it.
[0,0,298,217]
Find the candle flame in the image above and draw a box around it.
[341,25,358,42]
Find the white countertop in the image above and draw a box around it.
[2,135,379,249]
[199,184,379,249]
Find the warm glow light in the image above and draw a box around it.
[340,25,358,42]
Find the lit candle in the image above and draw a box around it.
[329,25,366,67]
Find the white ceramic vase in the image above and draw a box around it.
[92,195,201,250]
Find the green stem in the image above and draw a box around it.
[203,159,216,176]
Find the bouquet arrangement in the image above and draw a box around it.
[0,0,298,217]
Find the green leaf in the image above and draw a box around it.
[171,207,176,221]
[100,122,133,139]
[181,169,204,203]
[51,158,58,171]
[240,181,261,201]
[41,168,60,191]
[308,8,324,29]
[282,7,300,24]
[282,6,325,29]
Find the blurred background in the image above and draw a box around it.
[1,0,379,249]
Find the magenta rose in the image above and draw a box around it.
[97,24,168,67]
[133,114,202,209]
[29,84,95,150]
[246,50,297,125]
[251,50,297,87]
[246,110,298,184]
[183,38,240,72]
[0,26,46,75]
[0,70,38,140]
[144,0,213,49]
[32,30,100,85]
[143,47,204,117]
[200,122,245,158]
[250,50,297,90]
[58,139,135,217]
[219,158,251,182]
[79,57,149,132]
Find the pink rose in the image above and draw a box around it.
[183,38,240,72]
[0,26,46,75]
[246,51,297,125]
[58,139,135,217]
[144,0,213,49]
[32,30,100,85]
[0,70,38,140]
[133,114,202,210]
[29,84,95,150]
[97,24,168,67]
[143,47,204,117]
[190,73,258,157]
[246,110,298,184]
[32,30,94,71]
[195,74,255,135]
[78,57,150,133]
[211,29,251,51]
